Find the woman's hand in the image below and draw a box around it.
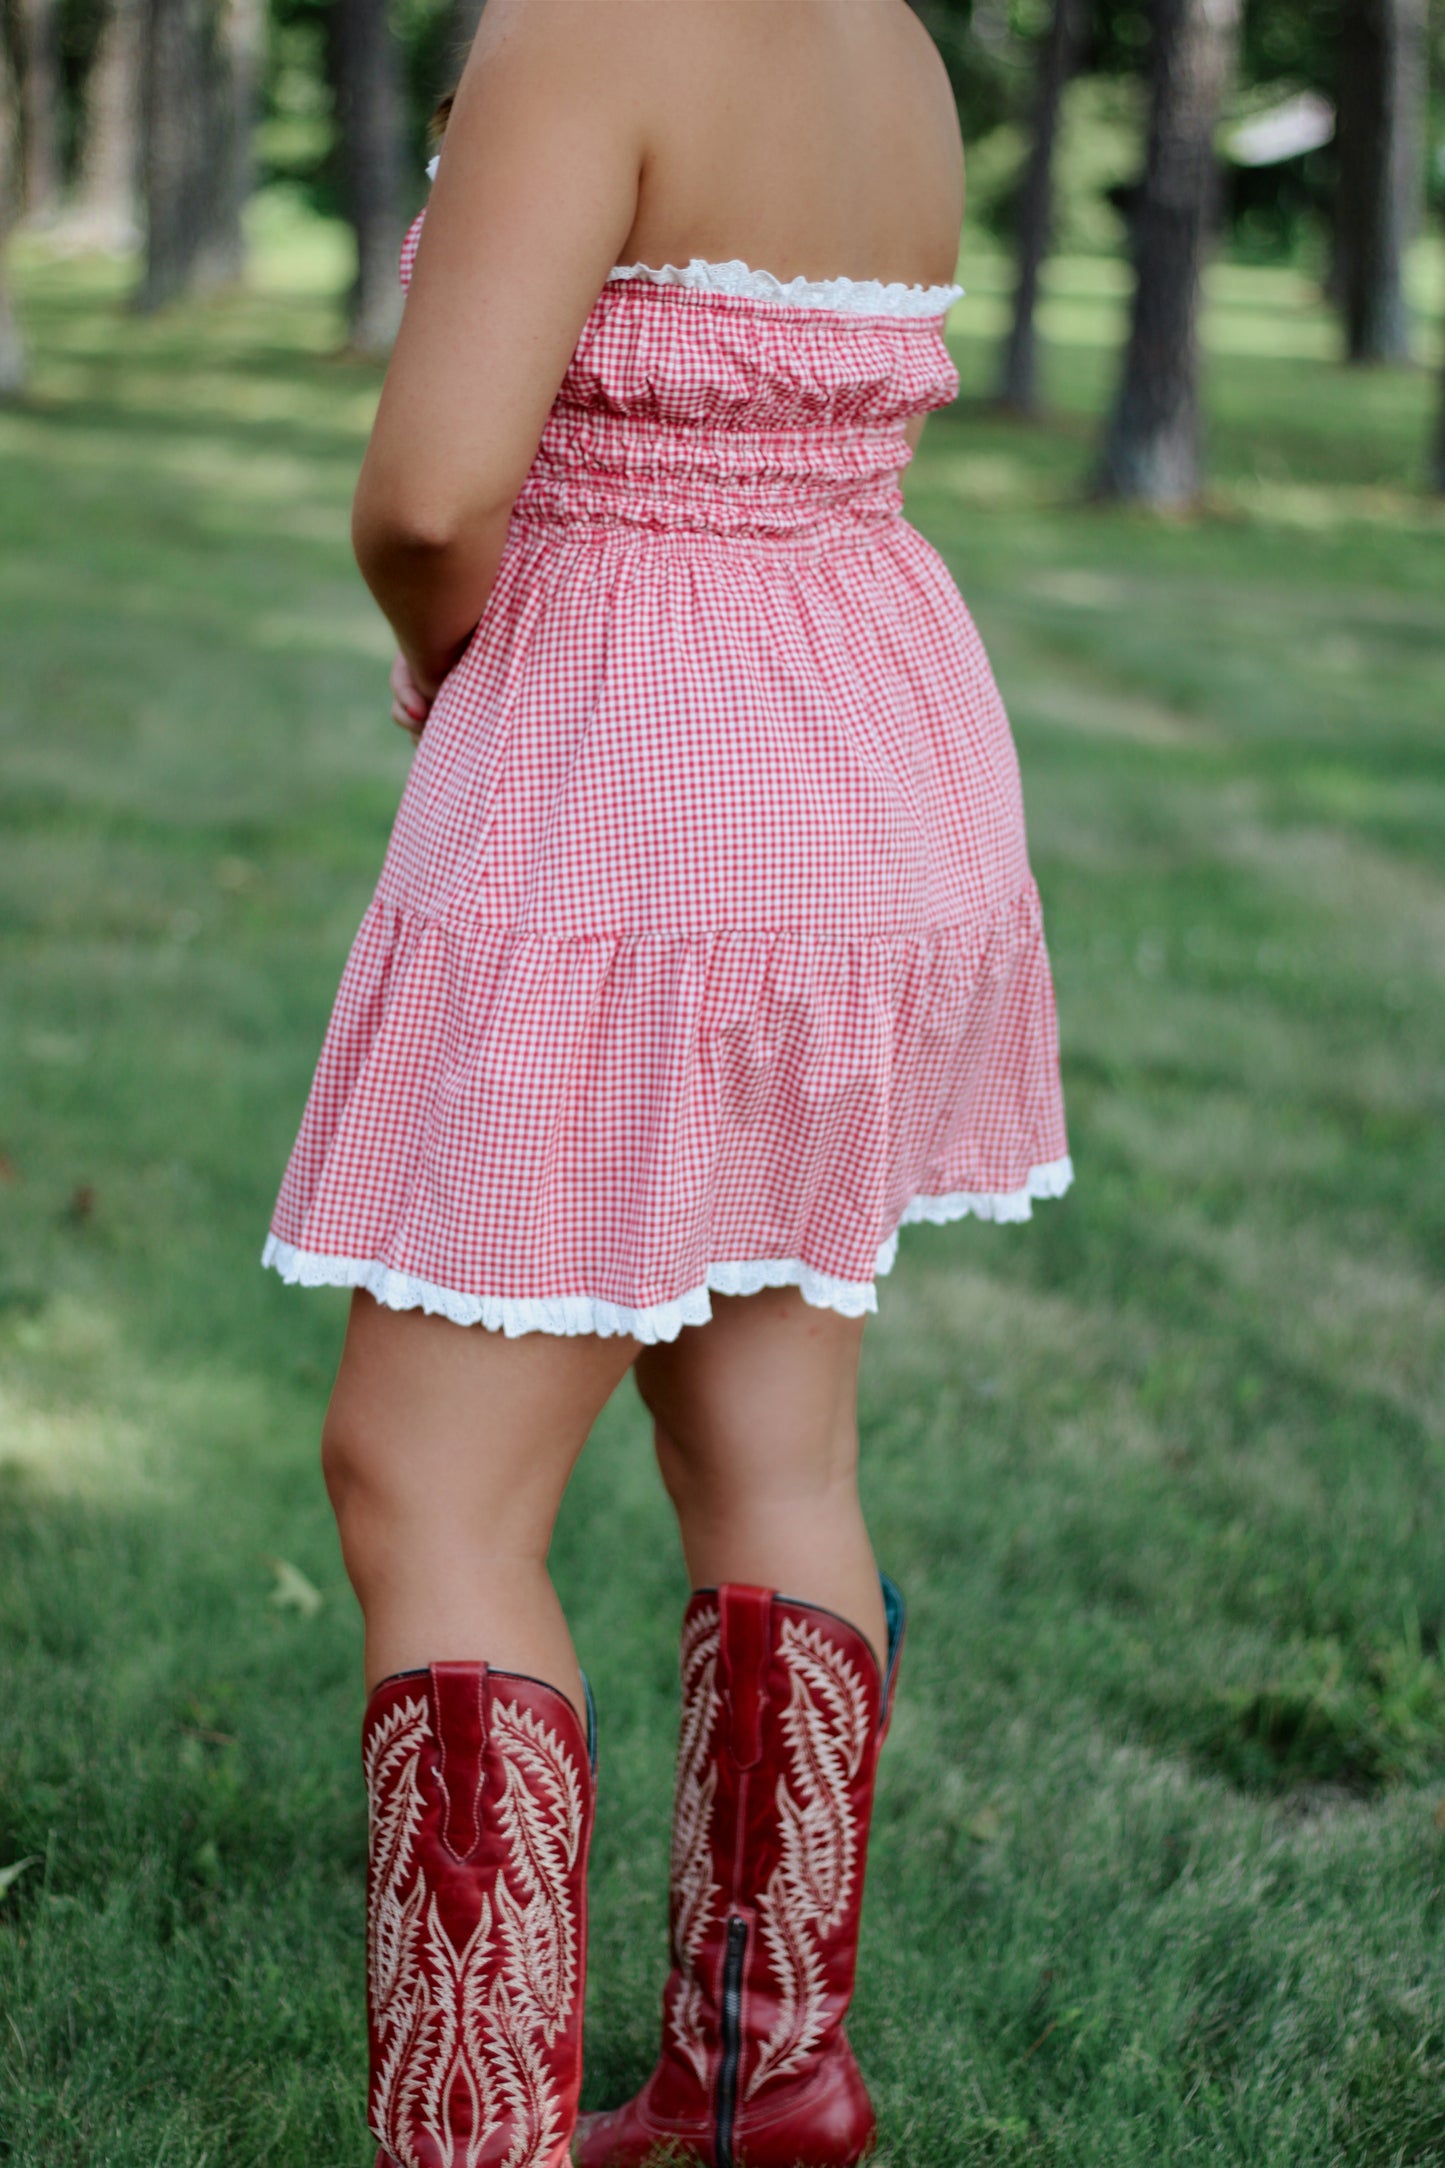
[390,652,433,745]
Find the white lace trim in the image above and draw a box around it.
[419,163,960,317]
[261,1156,1071,1343]
[606,257,963,318]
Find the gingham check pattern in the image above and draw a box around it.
[262,219,1071,1339]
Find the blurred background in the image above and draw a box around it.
[1,3,1444,2164]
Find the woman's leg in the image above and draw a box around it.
[576,1286,898,2168]
[633,1283,887,1668]
[324,1294,635,2168]
[321,1289,640,1716]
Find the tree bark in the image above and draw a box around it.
[74,0,144,250]
[333,0,406,358]
[140,0,209,306]
[996,0,1086,414]
[139,0,258,308]
[1093,0,1240,509]
[1434,211,1445,495]
[196,0,264,289]
[1334,0,1426,364]
[0,22,26,397]
[15,0,62,220]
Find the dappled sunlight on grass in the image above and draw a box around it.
[1010,674,1212,747]
[1216,817,1445,981]
[0,1309,159,1503]
[1217,473,1445,531]
[923,444,1061,510]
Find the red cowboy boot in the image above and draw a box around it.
[363,1661,595,2168]
[574,1576,905,2168]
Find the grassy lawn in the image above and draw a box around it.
[2,199,1443,2165]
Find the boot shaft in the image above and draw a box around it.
[364,1662,595,2168]
[655,1580,905,2134]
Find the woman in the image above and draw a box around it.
[262,1,1070,2162]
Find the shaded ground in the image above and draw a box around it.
[1,204,1443,2165]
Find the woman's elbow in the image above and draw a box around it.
[350,483,512,598]
[352,479,466,568]
[350,416,527,581]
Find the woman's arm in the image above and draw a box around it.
[351,0,649,699]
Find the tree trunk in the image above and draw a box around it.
[195,0,264,289]
[1434,211,1445,494]
[1334,0,1426,364]
[0,23,26,397]
[74,0,144,250]
[15,0,62,221]
[333,0,406,358]
[140,0,209,306]
[996,0,1085,414]
[139,0,258,308]
[1093,0,1240,508]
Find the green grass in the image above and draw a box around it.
[2,199,1444,2165]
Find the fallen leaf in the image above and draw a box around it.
[0,1153,17,1183]
[0,1857,40,1902]
[1433,1798,1445,1833]
[268,1557,323,1618]
[968,1805,1002,1844]
[67,1184,96,1223]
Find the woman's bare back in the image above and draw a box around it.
[615,0,964,292]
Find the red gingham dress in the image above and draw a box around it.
[261,214,1071,1340]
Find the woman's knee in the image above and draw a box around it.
[634,1361,730,1513]
[320,1392,393,1561]
[321,1384,576,1591]
[649,1412,705,1519]
[644,1389,861,1528]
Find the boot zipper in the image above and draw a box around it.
[714,1914,748,2168]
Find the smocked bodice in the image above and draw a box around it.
[398,214,962,546]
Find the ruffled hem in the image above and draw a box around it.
[260,1156,1073,1343]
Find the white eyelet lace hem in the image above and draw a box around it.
[606,258,963,318]
[261,1156,1072,1343]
